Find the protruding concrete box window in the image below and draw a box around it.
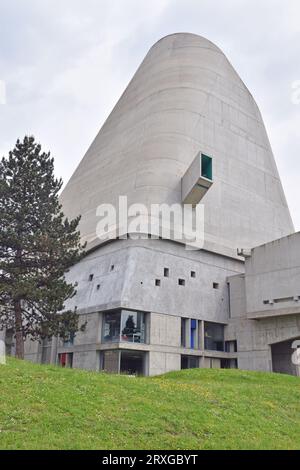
[201,154,213,180]
[181,152,213,206]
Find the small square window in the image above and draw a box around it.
[89,274,94,282]
[178,279,185,286]
[96,284,101,290]
[191,271,196,278]
[155,279,161,287]
[164,268,169,277]
[110,265,115,271]
[213,283,219,289]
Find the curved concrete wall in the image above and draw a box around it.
[60,33,294,257]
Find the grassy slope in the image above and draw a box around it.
[0,358,300,450]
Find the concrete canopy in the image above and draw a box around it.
[60,33,294,258]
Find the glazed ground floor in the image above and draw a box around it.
[19,305,300,376]
[21,309,238,376]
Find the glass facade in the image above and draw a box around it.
[58,352,73,368]
[102,310,146,344]
[201,154,213,180]
[101,350,145,375]
[181,355,199,369]
[204,322,225,351]
[181,318,187,347]
[103,312,121,342]
[102,350,120,373]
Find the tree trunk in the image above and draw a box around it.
[14,300,24,359]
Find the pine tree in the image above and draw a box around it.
[0,136,86,359]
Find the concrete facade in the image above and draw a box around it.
[19,33,299,376]
[227,233,300,375]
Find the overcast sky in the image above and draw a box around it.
[0,0,299,229]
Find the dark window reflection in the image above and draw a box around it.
[102,310,146,343]
[204,322,224,351]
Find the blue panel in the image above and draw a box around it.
[190,319,197,349]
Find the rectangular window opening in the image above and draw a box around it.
[274,296,294,304]
[190,319,197,349]
[164,268,169,278]
[58,352,73,368]
[178,279,185,286]
[201,154,213,180]
[102,310,146,344]
[155,279,161,287]
[204,322,225,352]
[181,355,199,370]
[181,318,188,348]
[191,271,196,278]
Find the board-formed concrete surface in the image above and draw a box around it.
[60,33,294,259]
[227,232,300,375]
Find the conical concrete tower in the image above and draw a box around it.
[32,33,295,376]
[60,33,294,258]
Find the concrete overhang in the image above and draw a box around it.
[181,152,213,206]
[247,306,300,320]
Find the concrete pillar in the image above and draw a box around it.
[199,320,205,351]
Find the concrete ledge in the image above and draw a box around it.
[248,306,300,320]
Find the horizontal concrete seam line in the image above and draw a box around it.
[124,76,255,116]
[95,103,264,144]
[110,81,249,116]
[86,239,245,265]
[123,244,244,273]
[68,245,133,264]
[237,349,272,353]
[218,176,284,202]
[248,313,300,320]
[65,162,286,204]
[246,266,300,277]
[131,101,262,125]
[73,307,229,324]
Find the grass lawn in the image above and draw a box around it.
[0,357,300,450]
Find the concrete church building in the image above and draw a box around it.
[20,33,300,376]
